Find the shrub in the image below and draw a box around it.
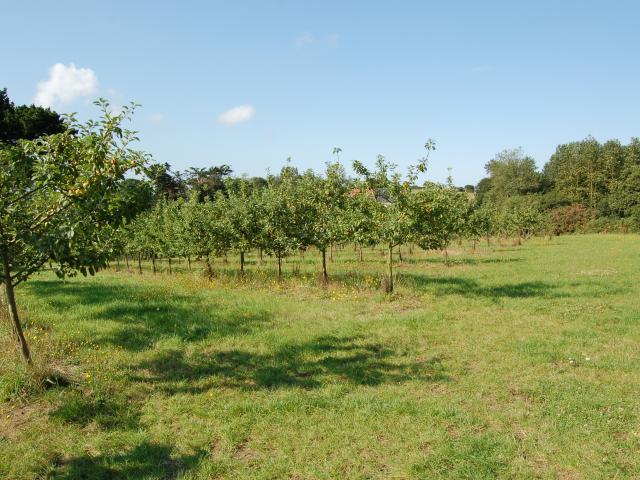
[585,217,639,234]
[548,204,592,235]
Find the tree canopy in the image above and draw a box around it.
[1,97,148,362]
[0,88,65,143]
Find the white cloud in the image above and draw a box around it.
[295,32,315,48]
[218,105,255,125]
[149,113,165,124]
[34,63,99,107]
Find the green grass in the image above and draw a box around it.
[1,234,640,479]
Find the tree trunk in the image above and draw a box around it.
[321,248,328,285]
[398,246,403,262]
[125,255,130,271]
[151,255,157,274]
[168,257,172,275]
[386,243,394,293]
[138,254,143,274]
[240,251,245,275]
[444,248,449,266]
[187,255,192,272]
[486,234,491,247]
[115,257,121,272]
[2,250,31,363]
[206,256,213,279]
[277,255,283,280]
[359,246,364,262]
[329,244,333,262]
[259,248,263,265]
[472,239,477,253]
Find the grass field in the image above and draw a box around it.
[1,234,639,479]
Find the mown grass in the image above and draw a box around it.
[1,234,639,479]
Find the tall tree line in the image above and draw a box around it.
[475,138,640,232]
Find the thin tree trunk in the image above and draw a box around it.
[472,239,477,253]
[386,243,394,293]
[329,244,334,262]
[138,254,143,274]
[398,246,403,262]
[187,255,192,272]
[2,250,31,363]
[152,255,157,274]
[486,234,491,247]
[206,256,213,279]
[359,246,364,262]
[240,251,245,275]
[259,248,263,265]
[116,257,121,272]
[444,248,449,266]
[168,257,172,275]
[321,248,328,285]
[125,255,130,270]
[277,255,283,280]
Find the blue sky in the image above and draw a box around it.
[2,0,639,185]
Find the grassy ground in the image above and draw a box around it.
[1,234,639,479]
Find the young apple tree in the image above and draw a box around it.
[352,155,414,293]
[258,167,309,280]
[0,100,147,363]
[181,194,229,278]
[411,182,469,266]
[306,163,349,284]
[224,180,263,274]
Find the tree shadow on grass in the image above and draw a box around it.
[51,442,205,480]
[130,335,449,394]
[24,280,272,352]
[399,274,630,300]
[47,385,206,478]
[399,274,559,299]
[400,256,524,266]
[47,385,205,478]
[50,391,140,430]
